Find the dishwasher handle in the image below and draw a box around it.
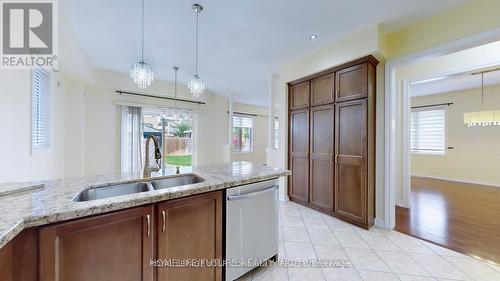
[227,185,278,201]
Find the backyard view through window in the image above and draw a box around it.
[233,115,253,153]
[143,110,193,166]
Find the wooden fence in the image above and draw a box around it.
[163,137,192,156]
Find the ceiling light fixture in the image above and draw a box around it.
[130,0,154,89]
[464,71,500,127]
[187,3,205,98]
[309,34,318,40]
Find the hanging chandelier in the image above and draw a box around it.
[187,3,205,97]
[130,0,154,89]
[464,71,500,127]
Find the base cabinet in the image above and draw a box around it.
[34,190,223,281]
[157,191,222,281]
[0,229,38,281]
[39,206,154,281]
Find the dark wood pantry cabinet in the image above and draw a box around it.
[288,55,377,229]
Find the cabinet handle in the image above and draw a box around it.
[162,211,166,232]
[306,97,310,105]
[335,154,339,163]
[146,214,151,238]
[330,154,334,162]
[306,152,310,159]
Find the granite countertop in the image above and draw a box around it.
[0,161,290,249]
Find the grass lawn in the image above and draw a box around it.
[165,155,192,166]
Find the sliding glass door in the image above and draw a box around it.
[142,109,195,168]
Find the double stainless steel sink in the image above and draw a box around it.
[73,174,205,202]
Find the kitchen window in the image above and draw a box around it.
[31,68,51,149]
[233,115,253,153]
[410,107,446,155]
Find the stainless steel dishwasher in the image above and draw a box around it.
[225,179,279,281]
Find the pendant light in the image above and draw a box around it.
[130,0,154,89]
[464,70,500,127]
[187,3,205,97]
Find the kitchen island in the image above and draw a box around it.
[0,161,289,281]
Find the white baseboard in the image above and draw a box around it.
[279,195,290,202]
[374,218,387,229]
[396,199,409,208]
[412,174,500,188]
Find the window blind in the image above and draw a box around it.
[410,108,445,155]
[233,115,253,128]
[32,68,50,149]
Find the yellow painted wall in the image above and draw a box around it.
[385,0,500,59]
[411,84,500,186]
[386,0,500,59]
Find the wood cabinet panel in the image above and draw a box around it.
[289,109,310,203]
[335,100,367,225]
[39,206,154,281]
[310,105,334,212]
[0,228,38,281]
[156,191,222,281]
[289,81,310,109]
[335,63,368,102]
[311,74,334,106]
[287,55,377,229]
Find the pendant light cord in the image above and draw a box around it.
[195,9,199,75]
[481,72,484,109]
[174,67,178,110]
[141,0,144,62]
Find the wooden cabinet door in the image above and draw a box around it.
[335,63,368,102]
[311,74,334,106]
[289,109,310,204]
[156,191,222,281]
[335,100,367,225]
[310,105,334,213]
[39,206,154,281]
[0,228,38,281]
[289,81,310,109]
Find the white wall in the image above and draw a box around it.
[70,68,230,177]
[411,85,500,186]
[232,103,269,164]
[273,25,387,221]
[0,70,66,182]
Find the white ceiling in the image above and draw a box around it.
[61,0,468,106]
[410,70,500,97]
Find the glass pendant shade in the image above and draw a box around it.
[464,110,500,127]
[463,72,500,127]
[188,74,205,97]
[130,62,154,89]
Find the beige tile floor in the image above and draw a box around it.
[235,201,500,281]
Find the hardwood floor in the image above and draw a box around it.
[395,176,500,264]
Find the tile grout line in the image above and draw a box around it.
[298,206,327,281]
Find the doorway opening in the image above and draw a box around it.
[389,39,500,264]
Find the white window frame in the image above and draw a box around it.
[31,68,51,151]
[232,114,254,154]
[410,105,447,156]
